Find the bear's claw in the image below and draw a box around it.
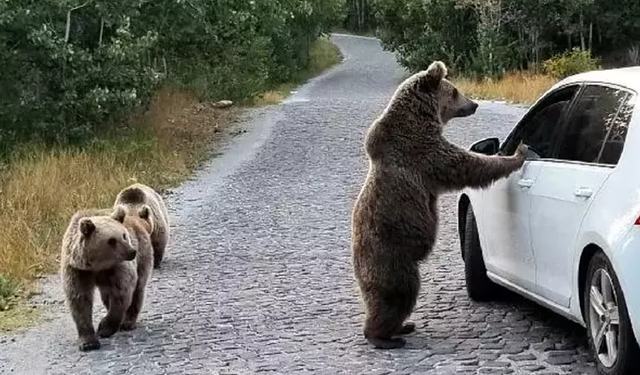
[79,339,101,352]
[397,322,416,335]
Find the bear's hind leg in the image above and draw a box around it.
[121,277,149,331]
[99,288,110,310]
[152,238,165,269]
[363,294,415,349]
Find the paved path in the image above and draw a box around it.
[0,34,598,374]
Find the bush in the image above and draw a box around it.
[543,48,601,79]
[372,0,478,73]
[0,274,19,311]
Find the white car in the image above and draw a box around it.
[458,67,640,375]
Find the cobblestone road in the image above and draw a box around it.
[0,34,598,374]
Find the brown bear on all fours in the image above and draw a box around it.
[350,60,528,349]
[60,206,154,351]
[114,183,170,269]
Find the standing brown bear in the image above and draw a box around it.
[351,60,528,349]
[60,206,154,351]
[114,183,170,269]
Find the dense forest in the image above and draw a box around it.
[0,0,344,155]
[345,0,640,77]
[3,0,638,155]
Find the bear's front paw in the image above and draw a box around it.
[79,336,101,352]
[97,319,118,338]
[516,142,528,157]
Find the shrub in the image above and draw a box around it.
[0,274,19,311]
[543,48,601,79]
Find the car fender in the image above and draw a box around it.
[459,188,488,261]
[571,230,614,325]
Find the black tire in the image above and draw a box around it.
[584,252,640,375]
[462,204,499,301]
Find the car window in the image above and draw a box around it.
[556,84,632,165]
[596,93,636,165]
[502,85,579,158]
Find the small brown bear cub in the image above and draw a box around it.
[114,183,170,269]
[351,60,528,349]
[61,206,154,351]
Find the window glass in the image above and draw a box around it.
[556,85,631,164]
[597,93,636,165]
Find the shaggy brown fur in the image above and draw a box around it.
[114,183,170,268]
[60,206,154,352]
[351,61,528,349]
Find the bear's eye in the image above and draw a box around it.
[453,88,459,99]
[122,234,127,241]
[108,238,117,247]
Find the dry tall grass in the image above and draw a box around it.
[0,87,235,290]
[454,71,557,105]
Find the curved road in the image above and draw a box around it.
[0,34,597,374]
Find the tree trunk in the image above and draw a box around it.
[580,13,585,51]
[98,19,104,47]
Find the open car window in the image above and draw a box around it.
[501,85,580,158]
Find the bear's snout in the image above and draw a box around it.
[125,249,137,261]
[470,101,479,112]
[466,101,479,114]
[457,101,479,117]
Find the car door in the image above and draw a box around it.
[480,84,580,292]
[528,83,636,308]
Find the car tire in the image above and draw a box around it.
[584,252,640,375]
[463,204,499,301]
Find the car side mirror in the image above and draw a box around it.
[470,137,500,155]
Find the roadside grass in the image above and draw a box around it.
[0,38,343,330]
[251,37,343,106]
[454,71,557,105]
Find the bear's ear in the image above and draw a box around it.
[79,218,96,236]
[111,206,126,223]
[426,61,448,82]
[138,205,151,220]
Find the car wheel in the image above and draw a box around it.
[463,204,499,301]
[584,252,640,375]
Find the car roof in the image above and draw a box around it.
[554,66,640,93]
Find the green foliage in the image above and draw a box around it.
[543,48,601,79]
[371,0,639,77]
[0,274,19,311]
[372,0,478,73]
[0,0,345,156]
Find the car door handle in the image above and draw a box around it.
[517,179,534,188]
[574,187,593,198]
